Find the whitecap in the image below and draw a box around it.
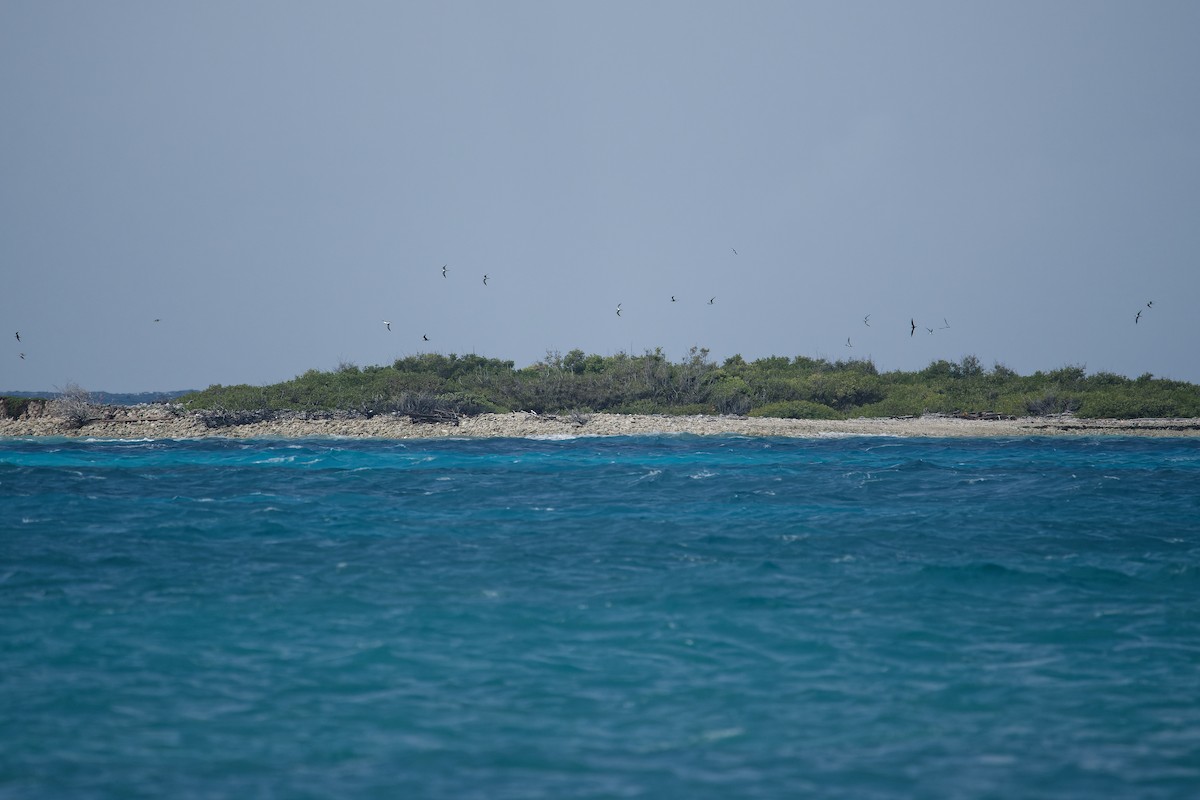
[629,469,662,484]
[697,727,745,744]
[818,431,901,439]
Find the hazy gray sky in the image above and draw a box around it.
[3,1,1198,392]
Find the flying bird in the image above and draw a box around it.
[671,296,677,303]
[383,321,392,331]
[708,297,716,305]
[153,318,160,323]
[19,353,24,360]
[14,332,19,342]
[616,304,622,317]
[910,319,916,337]
[442,265,448,278]
[927,327,935,335]
[845,337,852,348]
[1147,300,1154,308]
[1135,310,1142,324]
[863,315,871,327]
[423,334,429,341]
[940,318,951,330]
[483,274,489,285]
[731,247,738,256]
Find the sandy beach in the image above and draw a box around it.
[3,407,1199,439]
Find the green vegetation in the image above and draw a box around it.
[1,395,40,419]
[179,349,1200,420]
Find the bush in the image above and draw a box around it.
[804,372,884,410]
[750,401,844,420]
[437,391,503,415]
[1,396,35,419]
[50,383,94,429]
[1026,392,1081,416]
[707,377,752,415]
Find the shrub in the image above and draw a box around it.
[951,355,985,378]
[1026,392,1081,416]
[750,401,844,420]
[50,383,95,429]
[804,372,884,410]
[707,377,752,415]
[1,396,35,419]
[437,391,503,415]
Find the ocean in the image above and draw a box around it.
[2,434,1198,799]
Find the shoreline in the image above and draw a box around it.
[3,410,1200,440]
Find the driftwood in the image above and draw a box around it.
[406,409,460,426]
[952,411,1016,421]
[198,409,279,428]
[517,410,592,427]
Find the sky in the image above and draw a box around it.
[2,1,1198,393]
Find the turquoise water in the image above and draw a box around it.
[2,435,1199,798]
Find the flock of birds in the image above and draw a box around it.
[378,263,723,345]
[365,251,1160,357]
[371,248,967,354]
[6,256,1157,368]
[378,259,727,345]
[1135,300,1154,325]
[374,248,945,352]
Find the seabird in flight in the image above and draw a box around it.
[731,247,738,256]
[483,274,489,285]
[910,319,916,337]
[671,296,677,302]
[14,332,19,342]
[19,353,24,360]
[442,264,448,278]
[423,334,429,341]
[383,321,392,331]
[845,337,852,348]
[940,318,951,330]
[708,297,716,305]
[927,327,935,334]
[1147,300,1154,309]
[1135,310,1142,324]
[616,304,622,317]
[863,314,871,327]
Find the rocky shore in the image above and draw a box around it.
[3,404,1200,439]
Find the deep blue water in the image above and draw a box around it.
[2,434,1199,799]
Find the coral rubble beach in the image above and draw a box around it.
[2,404,1200,439]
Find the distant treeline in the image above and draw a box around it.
[179,349,1200,420]
[0,390,195,406]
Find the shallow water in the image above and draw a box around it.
[3,435,1199,798]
